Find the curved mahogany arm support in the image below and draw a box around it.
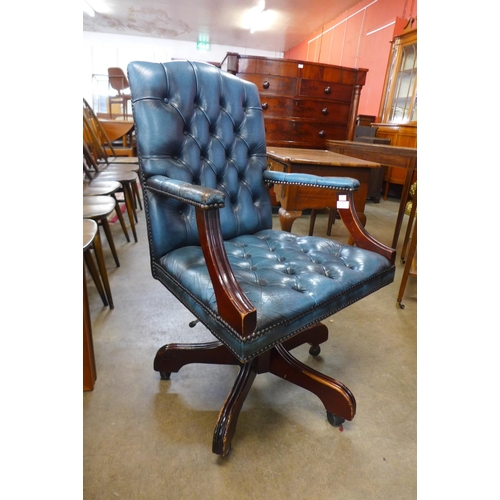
[337,192,396,265]
[195,206,257,338]
[264,173,396,265]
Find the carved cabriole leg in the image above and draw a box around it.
[212,358,258,457]
[153,341,240,376]
[269,345,356,422]
[278,207,302,232]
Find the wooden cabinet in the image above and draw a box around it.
[378,29,417,125]
[375,29,417,197]
[222,53,368,149]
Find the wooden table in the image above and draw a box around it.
[99,119,134,146]
[266,147,380,233]
[326,140,417,249]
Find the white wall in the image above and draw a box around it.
[83,31,283,107]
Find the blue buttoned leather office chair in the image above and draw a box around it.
[128,60,396,457]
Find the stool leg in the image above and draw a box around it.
[112,194,130,243]
[84,248,108,307]
[99,217,120,267]
[132,180,143,211]
[92,228,114,309]
[122,182,138,242]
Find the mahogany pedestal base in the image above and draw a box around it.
[153,323,356,457]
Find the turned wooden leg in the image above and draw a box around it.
[153,340,240,378]
[269,345,356,422]
[213,359,258,457]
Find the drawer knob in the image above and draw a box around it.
[324,86,331,94]
[263,80,270,89]
[262,102,268,110]
[321,107,329,115]
[318,130,326,138]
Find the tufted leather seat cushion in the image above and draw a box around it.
[155,229,394,361]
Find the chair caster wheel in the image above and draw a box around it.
[397,301,405,309]
[159,371,171,380]
[309,344,321,356]
[327,412,345,427]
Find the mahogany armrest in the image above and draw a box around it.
[195,207,257,338]
[263,171,396,265]
[145,175,257,337]
[336,192,396,265]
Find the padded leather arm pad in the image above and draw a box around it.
[263,170,360,191]
[146,175,226,209]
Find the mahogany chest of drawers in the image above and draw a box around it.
[221,53,368,149]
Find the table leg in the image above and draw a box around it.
[278,208,303,232]
[392,159,416,249]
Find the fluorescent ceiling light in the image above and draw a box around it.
[83,0,110,15]
[241,1,277,33]
[83,0,95,17]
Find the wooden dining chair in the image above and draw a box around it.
[83,179,130,243]
[83,113,143,214]
[308,207,337,236]
[83,99,137,163]
[107,67,131,118]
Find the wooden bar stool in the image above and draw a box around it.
[91,170,139,238]
[83,142,140,242]
[83,195,120,268]
[83,179,130,243]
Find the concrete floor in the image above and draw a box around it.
[84,196,417,499]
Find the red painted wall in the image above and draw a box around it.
[285,0,417,119]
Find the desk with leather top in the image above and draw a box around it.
[266,147,380,233]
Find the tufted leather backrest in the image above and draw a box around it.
[128,60,272,259]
